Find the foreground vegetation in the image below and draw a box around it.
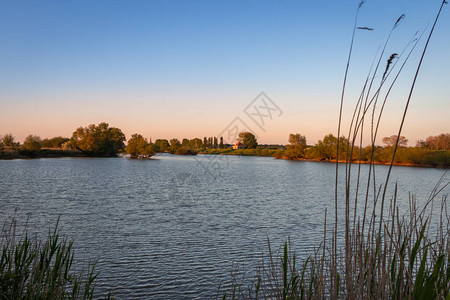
[219,0,449,298]
[220,194,449,299]
[0,217,108,299]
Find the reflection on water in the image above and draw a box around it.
[0,155,447,298]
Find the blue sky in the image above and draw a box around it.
[0,0,449,145]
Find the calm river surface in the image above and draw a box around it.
[0,154,448,299]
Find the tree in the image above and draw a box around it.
[154,139,170,152]
[203,137,207,148]
[425,133,450,150]
[285,133,307,159]
[416,140,427,148]
[40,138,52,148]
[23,134,42,151]
[189,138,202,149]
[182,138,190,147]
[126,134,154,156]
[170,138,181,151]
[126,136,141,155]
[219,137,224,149]
[238,132,258,149]
[41,136,69,148]
[213,137,218,149]
[307,134,348,160]
[69,122,126,156]
[2,133,15,148]
[289,133,306,147]
[382,135,408,147]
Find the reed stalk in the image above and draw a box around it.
[0,215,110,299]
[219,1,449,299]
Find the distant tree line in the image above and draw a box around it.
[2,125,447,166]
[276,132,449,167]
[1,123,258,157]
[416,133,449,150]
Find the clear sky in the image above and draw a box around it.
[0,0,448,145]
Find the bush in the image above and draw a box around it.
[424,150,450,168]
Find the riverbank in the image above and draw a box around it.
[0,148,92,159]
[197,148,282,157]
[198,148,449,168]
[275,156,445,168]
[2,147,448,169]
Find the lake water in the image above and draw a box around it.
[0,154,448,299]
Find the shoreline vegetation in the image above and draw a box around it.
[1,145,448,169]
[1,122,448,168]
[0,132,450,169]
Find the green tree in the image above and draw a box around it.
[182,138,190,147]
[41,138,52,148]
[307,134,348,160]
[41,136,69,148]
[154,139,170,152]
[2,133,15,148]
[23,134,42,151]
[219,137,224,149]
[289,133,306,146]
[213,137,218,149]
[126,134,154,156]
[69,122,125,156]
[203,137,207,148]
[285,133,307,159]
[238,132,258,149]
[190,138,202,149]
[170,138,181,152]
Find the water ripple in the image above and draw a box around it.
[0,156,447,299]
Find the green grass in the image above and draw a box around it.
[0,216,110,299]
